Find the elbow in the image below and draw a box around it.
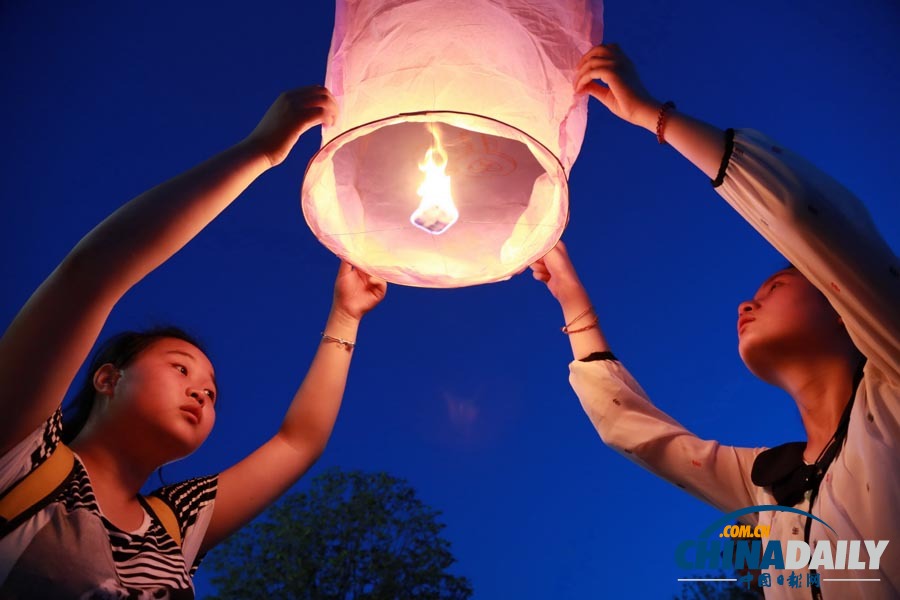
[307,439,328,464]
[756,154,826,226]
[56,246,101,286]
[596,424,616,447]
[277,425,329,465]
[57,242,130,298]
[595,419,627,452]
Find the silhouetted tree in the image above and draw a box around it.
[206,468,472,600]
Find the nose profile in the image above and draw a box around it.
[737,300,757,316]
[188,387,205,405]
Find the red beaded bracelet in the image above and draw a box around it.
[656,101,676,144]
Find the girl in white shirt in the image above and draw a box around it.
[531,44,900,600]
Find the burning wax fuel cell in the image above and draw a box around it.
[411,125,459,235]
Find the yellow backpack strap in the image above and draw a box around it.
[0,443,75,527]
[143,495,182,547]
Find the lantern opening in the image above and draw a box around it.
[302,111,569,288]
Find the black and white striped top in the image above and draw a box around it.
[0,408,218,599]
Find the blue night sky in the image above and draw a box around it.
[2,1,898,598]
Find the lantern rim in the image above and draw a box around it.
[305,109,568,184]
[301,110,571,288]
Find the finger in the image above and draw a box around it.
[301,95,339,114]
[307,89,338,111]
[577,44,617,66]
[301,105,334,128]
[354,265,381,283]
[532,270,550,283]
[310,84,334,98]
[283,86,323,106]
[323,95,339,125]
[574,63,618,92]
[574,69,602,92]
[294,84,328,95]
[362,269,383,284]
[304,95,339,127]
[574,57,617,83]
[546,251,575,280]
[579,81,612,105]
[530,262,549,275]
[337,260,355,277]
[578,43,625,68]
[541,244,575,274]
[529,260,547,274]
[366,274,388,294]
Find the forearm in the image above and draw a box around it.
[69,139,271,295]
[570,360,764,514]
[630,103,727,180]
[277,310,361,454]
[558,290,611,361]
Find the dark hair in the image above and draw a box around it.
[777,263,864,359]
[62,326,207,444]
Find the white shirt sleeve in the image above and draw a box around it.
[569,358,768,523]
[715,129,900,385]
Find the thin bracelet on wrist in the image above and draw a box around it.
[562,305,595,331]
[321,332,356,351]
[656,101,676,144]
[563,317,600,335]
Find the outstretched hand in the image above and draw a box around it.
[574,44,661,132]
[243,86,338,167]
[530,241,590,308]
[331,261,387,322]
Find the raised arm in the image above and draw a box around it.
[574,44,726,179]
[199,262,387,553]
[531,242,766,516]
[529,241,609,361]
[575,44,900,383]
[0,87,338,455]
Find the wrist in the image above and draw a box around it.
[235,136,280,171]
[634,99,664,133]
[559,290,593,318]
[326,308,361,337]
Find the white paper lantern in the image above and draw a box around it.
[302,0,603,287]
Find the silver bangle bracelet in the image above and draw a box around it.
[321,332,356,350]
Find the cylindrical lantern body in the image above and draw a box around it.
[303,0,603,287]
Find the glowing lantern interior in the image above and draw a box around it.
[411,125,458,235]
[302,0,603,288]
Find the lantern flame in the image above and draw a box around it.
[410,125,459,235]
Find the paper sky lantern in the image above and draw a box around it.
[302,0,603,287]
